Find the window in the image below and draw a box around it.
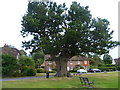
[78,60,80,64]
[70,67,73,70]
[16,53,19,59]
[48,67,52,71]
[84,61,87,65]
[67,67,70,71]
[49,61,52,64]
[70,60,72,64]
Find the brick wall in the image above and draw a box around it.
[44,60,89,71]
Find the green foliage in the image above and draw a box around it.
[2,54,19,76]
[21,1,120,77]
[98,67,117,71]
[32,51,44,62]
[21,1,119,57]
[12,70,21,77]
[19,56,35,67]
[19,56,36,76]
[103,54,113,64]
[35,58,44,67]
[21,2,119,57]
[37,68,44,73]
[22,66,36,76]
[48,70,56,73]
[32,51,44,67]
[105,64,116,67]
[116,65,120,71]
[89,58,95,65]
[91,54,104,66]
[69,69,77,73]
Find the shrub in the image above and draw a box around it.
[22,66,36,76]
[98,67,117,71]
[2,54,20,76]
[48,70,56,73]
[116,66,120,71]
[37,68,44,73]
[19,56,35,67]
[105,64,116,67]
[13,70,21,77]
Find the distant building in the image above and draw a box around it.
[41,55,90,71]
[2,44,20,59]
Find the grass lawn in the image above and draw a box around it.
[2,72,118,88]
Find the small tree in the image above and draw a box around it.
[103,54,112,64]
[32,51,44,68]
[19,56,36,76]
[89,58,95,65]
[2,54,19,76]
[19,56,35,67]
[92,54,104,66]
[36,58,44,67]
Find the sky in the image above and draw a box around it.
[0,0,119,60]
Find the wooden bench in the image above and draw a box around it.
[79,77,94,87]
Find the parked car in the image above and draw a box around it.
[88,68,101,72]
[77,69,87,73]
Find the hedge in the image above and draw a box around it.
[37,68,44,73]
[98,67,117,71]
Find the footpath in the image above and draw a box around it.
[0,75,53,81]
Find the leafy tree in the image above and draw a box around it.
[32,51,44,62]
[89,58,95,65]
[21,1,119,77]
[35,58,44,67]
[103,54,113,64]
[19,56,35,67]
[19,56,36,75]
[32,51,44,67]
[92,54,103,66]
[2,54,19,76]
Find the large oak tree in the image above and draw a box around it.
[21,1,119,77]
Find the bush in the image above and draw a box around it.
[2,54,20,76]
[98,67,117,71]
[69,69,77,73]
[37,68,44,73]
[116,66,120,71]
[13,70,21,77]
[48,70,56,73]
[22,66,36,76]
[105,64,116,67]
[19,56,35,67]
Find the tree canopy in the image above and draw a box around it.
[21,1,119,77]
[103,54,113,64]
[32,51,44,67]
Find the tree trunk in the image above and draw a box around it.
[55,58,69,77]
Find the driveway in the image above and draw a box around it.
[0,75,53,81]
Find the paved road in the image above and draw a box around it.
[1,71,119,81]
[0,75,53,81]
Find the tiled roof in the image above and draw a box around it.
[44,55,89,61]
[2,45,20,58]
[70,56,89,61]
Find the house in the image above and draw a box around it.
[114,57,120,65]
[2,44,20,59]
[41,55,90,71]
[67,56,89,71]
